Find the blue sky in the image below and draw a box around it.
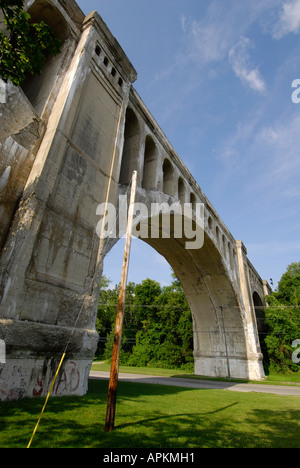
[77,0,300,289]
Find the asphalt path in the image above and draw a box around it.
[89,371,300,396]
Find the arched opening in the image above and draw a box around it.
[119,108,140,185]
[163,159,174,196]
[100,237,194,370]
[143,136,157,190]
[99,192,263,380]
[21,0,71,115]
[216,226,220,248]
[222,234,227,258]
[27,0,70,41]
[228,242,234,270]
[178,178,185,204]
[190,193,197,211]
[153,232,250,379]
[253,291,269,370]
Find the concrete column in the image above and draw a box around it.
[236,241,265,380]
[0,10,137,401]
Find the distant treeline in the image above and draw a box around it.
[96,262,300,375]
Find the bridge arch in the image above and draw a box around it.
[111,93,265,380]
[119,108,140,185]
[104,186,264,381]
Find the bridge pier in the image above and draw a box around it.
[190,239,265,381]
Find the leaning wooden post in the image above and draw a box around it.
[104,170,138,432]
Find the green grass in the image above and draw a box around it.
[0,379,299,448]
[265,373,300,384]
[91,361,194,377]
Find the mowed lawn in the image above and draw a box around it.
[1,378,300,449]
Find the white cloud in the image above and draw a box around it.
[213,106,300,206]
[228,37,266,93]
[259,115,300,183]
[180,14,187,33]
[284,187,300,198]
[247,240,300,255]
[181,1,283,64]
[273,0,300,38]
[190,20,231,62]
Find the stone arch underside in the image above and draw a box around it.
[103,188,263,380]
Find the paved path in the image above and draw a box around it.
[89,371,300,396]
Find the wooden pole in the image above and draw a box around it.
[104,171,138,432]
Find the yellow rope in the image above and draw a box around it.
[27,353,66,449]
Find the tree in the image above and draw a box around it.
[96,277,137,360]
[97,274,194,370]
[265,262,300,374]
[275,262,300,305]
[0,0,61,86]
[133,278,161,327]
[127,276,194,370]
[95,276,119,359]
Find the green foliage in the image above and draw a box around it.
[276,262,300,305]
[96,274,194,370]
[95,262,300,375]
[0,0,61,86]
[264,262,300,374]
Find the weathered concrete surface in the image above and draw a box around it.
[0,0,137,401]
[0,0,269,401]
[0,81,44,251]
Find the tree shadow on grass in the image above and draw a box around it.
[117,402,239,429]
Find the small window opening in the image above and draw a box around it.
[190,193,197,211]
[111,67,116,77]
[118,77,123,87]
[95,45,101,56]
[103,56,109,66]
[163,159,174,196]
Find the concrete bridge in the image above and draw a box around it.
[0,0,271,400]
